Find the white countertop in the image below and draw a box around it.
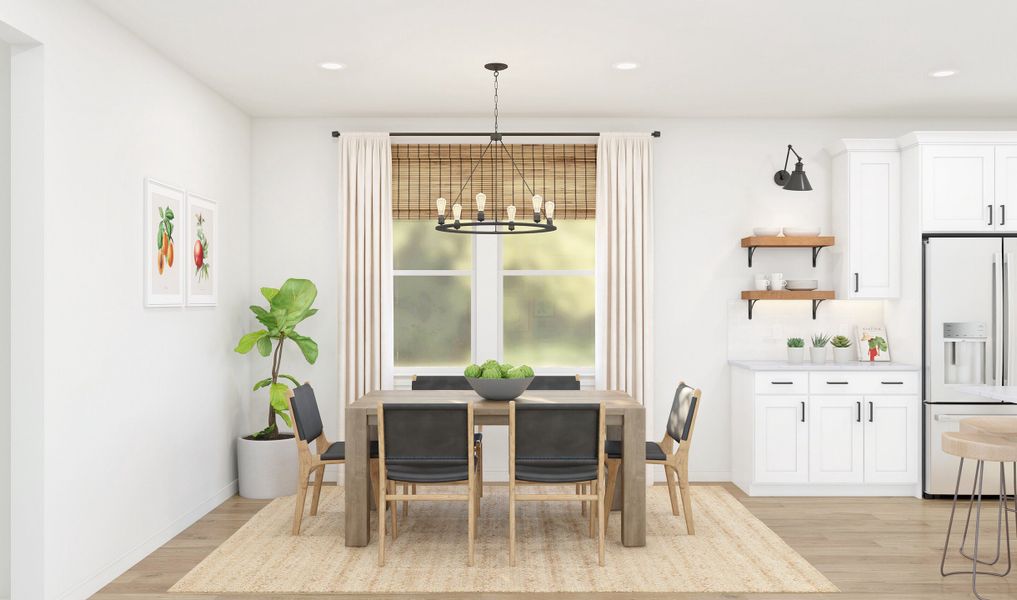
[729,359,920,372]
[958,385,1017,402]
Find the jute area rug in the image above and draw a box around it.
[171,485,837,594]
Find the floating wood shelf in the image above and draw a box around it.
[740,290,836,320]
[740,236,835,267]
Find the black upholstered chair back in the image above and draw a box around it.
[411,375,472,390]
[514,404,600,464]
[290,383,323,442]
[666,383,700,444]
[381,403,470,464]
[528,375,581,390]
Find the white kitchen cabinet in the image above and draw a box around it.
[830,140,901,299]
[730,363,920,496]
[754,396,808,483]
[863,395,920,484]
[996,146,1017,233]
[920,144,996,232]
[808,395,864,483]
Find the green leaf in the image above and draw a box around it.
[260,287,279,303]
[278,373,301,387]
[269,383,290,414]
[250,424,277,440]
[275,408,292,428]
[256,335,273,357]
[159,206,164,219]
[165,207,174,220]
[289,332,319,364]
[234,330,268,354]
[252,377,272,391]
[270,278,317,317]
[157,222,165,248]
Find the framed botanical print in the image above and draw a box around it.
[186,193,218,306]
[856,326,890,362]
[144,179,185,307]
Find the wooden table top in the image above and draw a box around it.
[349,389,641,414]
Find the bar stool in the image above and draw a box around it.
[940,431,1017,599]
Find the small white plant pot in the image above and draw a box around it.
[834,346,854,364]
[787,347,805,364]
[810,346,828,364]
[237,435,298,499]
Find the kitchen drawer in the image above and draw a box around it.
[809,371,919,395]
[754,372,808,395]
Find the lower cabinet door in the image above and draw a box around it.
[808,396,864,483]
[755,396,808,483]
[864,395,920,483]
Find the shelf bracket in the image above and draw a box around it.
[812,246,823,267]
[747,299,758,320]
[812,298,826,320]
[747,246,756,268]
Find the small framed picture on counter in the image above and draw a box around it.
[856,326,890,362]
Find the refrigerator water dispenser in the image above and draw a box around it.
[943,322,987,384]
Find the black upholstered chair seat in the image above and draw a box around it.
[515,460,600,483]
[320,441,380,461]
[385,460,471,483]
[604,440,668,461]
[474,432,483,443]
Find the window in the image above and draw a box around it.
[392,144,596,375]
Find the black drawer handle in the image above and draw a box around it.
[826,381,849,385]
[868,401,874,422]
[881,381,904,385]
[770,381,794,385]
[856,401,861,422]
[801,401,806,423]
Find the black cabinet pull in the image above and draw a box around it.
[770,381,794,385]
[801,401,806,423]
[826,381,849,385]
[989,204,994,226]
[854,272,859,293]
[868,401,874,422]
[881,381,904,385]
[856,401,861,422]
[1003,205,1007,226]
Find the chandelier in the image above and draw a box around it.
[435,63,556,235]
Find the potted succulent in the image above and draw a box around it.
[787,337,805,364]
[234,278,319,499]
[831,335,854,364]
[810,333,831,365]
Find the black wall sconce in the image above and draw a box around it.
[773,144,812,191]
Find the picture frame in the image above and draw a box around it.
[855,326,890,362]
[144,179,185,307]
[185,193,218,306]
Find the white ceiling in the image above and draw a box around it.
[90,0,1017,118]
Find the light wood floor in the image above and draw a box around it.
[90,483,1017,599]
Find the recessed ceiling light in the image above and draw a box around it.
[319,62,346,71]
[929,69,957,78]
[613,61,639,71]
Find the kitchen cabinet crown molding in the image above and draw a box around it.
[827,138,899,157]
[898,131,1017,149]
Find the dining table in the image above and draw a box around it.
[344,389,647,548]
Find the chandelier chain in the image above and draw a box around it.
[493,71,499,134]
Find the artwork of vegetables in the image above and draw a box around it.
[186,193,217,306]
[234,278,319,440]
[465,359,535,379]
[145,179,185,306]
[856,326,890,362]
[193,212,209,280]
[156,205,175,275]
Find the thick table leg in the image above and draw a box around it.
[345,408,371,547]
[621,406,646,547]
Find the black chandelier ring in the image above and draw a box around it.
[435,220,557,235]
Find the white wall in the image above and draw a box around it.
[0,1,253,598]
[252,116,1017,483]
[0,37,10,600]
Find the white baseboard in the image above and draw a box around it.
[57,479,238,600]
[738,482,920,497]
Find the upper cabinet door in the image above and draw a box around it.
[995,146,1017,233]
[849,151,901,298]
[921,145,996,232]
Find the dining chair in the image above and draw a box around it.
[509,401,606,566]
[410,375,485,506]
[529,375,582,391]
[604,382,701,534]
[285,382,380,535]
[377,402,479,566]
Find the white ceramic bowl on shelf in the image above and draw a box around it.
[785,279,819,291]
[783,227,821,237]
[752,227,781,237]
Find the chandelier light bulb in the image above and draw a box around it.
[532,194,543,222]
[506,204,516,230]
[452,202,462,228]
[476,192,487,221]
[436,197,447,224]
[545,200,555,224]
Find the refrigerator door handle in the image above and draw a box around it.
[1005,253,1010,386]
[993,257,999,385]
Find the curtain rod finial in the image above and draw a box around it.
[331,131,340,138]
[652,131,661,138]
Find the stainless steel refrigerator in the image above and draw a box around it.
[924,234,1017,497]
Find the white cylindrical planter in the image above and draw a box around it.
[787,347,805,364]
[834,346,854,364]
[237,436,298,499]
[810,346,827,365]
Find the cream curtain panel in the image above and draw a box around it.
[595,133,654,419]
[339,133,393,407]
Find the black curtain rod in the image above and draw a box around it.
[330,131,661,138]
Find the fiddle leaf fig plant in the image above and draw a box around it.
[235,278,319,440]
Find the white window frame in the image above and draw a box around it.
[392,227,595,388]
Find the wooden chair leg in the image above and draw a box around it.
[664,463,680,516]
[292,466,310,535]
[369,459,380,511]
[588,481,596,538]
[477,443,484,498]
[310,465,325,516]
[402,484,409,518]
[603,459,620,521]
[509,481,516,566]
[676,464,694,534]
[597,477,605,566]
[468,476,476,566]
[389,481,399,540]
[378,477,386,566]
[578,484,586,515]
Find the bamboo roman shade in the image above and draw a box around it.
[392,144,597,220]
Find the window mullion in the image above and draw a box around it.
[474,233,500,361]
